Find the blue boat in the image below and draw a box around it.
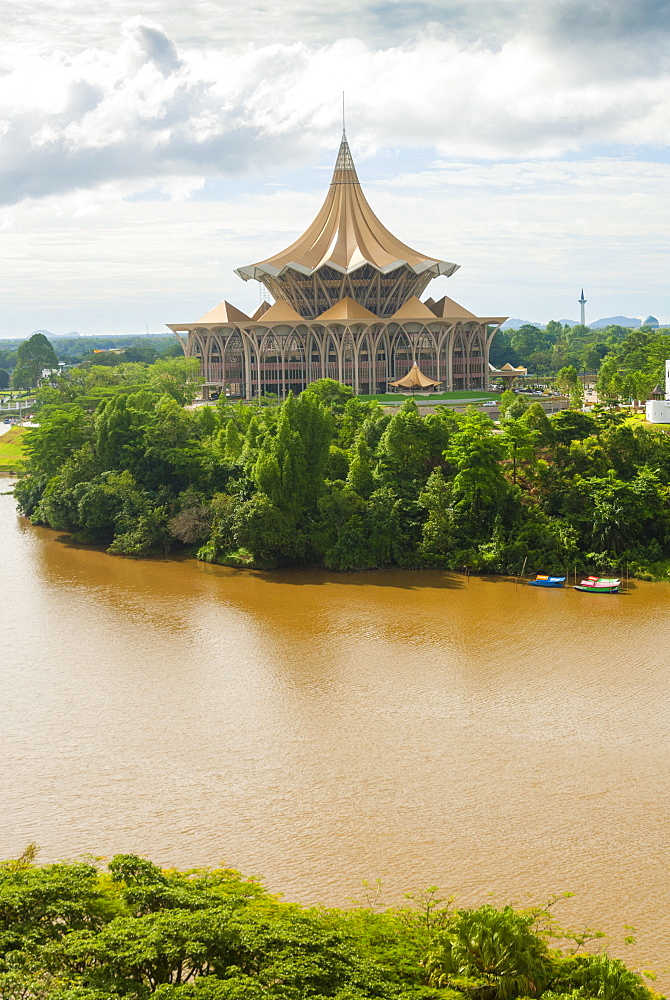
[528,575,566,588]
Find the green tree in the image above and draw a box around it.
[555,366,583,409]
[500,417,539,485]
[11,333,58,388]
[551,410,598,447]
[346,435,376,498]
[0,369,9,390]
[499,390,528,421]
[253,392,333,520]
[378,399,432,484]
[24,407,90,479]
[425,905,551,1000]
[418,468,456,565]
[447,410,507,526]
[519,402,554,446]
[223,420,243,462]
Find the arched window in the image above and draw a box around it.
[468,330,485,388]
[391,330,413,381]
[223,333,245,398]
[356,330,373,394]
[285,334,306,395]
[374,330,390,393]
[307,331,324,384]
[325,333,340,381]
[417,329,438,382]
[452,329,466,390]
[259,333,282,398]
[341,332,356,389]
[206,332,225,383]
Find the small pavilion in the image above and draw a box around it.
[488,362,528,388]
[390,362,442,392]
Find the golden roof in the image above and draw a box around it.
[317,296,378,321]
[429,295,478,321]
[390,362,442,389]
[391,296,438,321]
[254,300,304,323]
[236,134,459,281]
[196,300,251,323]
[251,301,272,320]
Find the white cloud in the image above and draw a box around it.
[1,14,670,206]
[1,1,669,334]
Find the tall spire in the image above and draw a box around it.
[331,132,358,184]
[578,288,587,326]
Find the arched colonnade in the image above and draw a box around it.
[183,319,496,398]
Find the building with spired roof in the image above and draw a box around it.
[168,133,507,397]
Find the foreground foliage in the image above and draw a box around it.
[14,363,670,578]
[0,850,660,1000]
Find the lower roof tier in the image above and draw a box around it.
[168,294,507,333]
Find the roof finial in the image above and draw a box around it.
[342,91,346,137]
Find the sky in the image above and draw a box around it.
[1,0,669,337]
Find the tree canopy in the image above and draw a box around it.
[11,333,58,388]
[0,850,657,1000]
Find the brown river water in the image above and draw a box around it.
[0,485,669,980]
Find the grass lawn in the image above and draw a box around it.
[0,426,28,472]
[358,389,502,402]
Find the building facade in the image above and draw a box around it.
[168,134,506,397]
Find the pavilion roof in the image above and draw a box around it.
[236,134,459,282]
[429,295,478,321]
[255,300,305,323]
[390,362,442,389]
[391,296,438,320]
[489,362,528,375]
[317,296,378,321]
[196,300,251,323]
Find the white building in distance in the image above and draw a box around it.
[645,360,670,423]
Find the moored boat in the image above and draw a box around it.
[574,576,620,593]
[528,575,566,588]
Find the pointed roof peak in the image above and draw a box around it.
[236,135,459,286]
[391,296,438,321]
[251,300,272,320]
[196,300,250,324]
[317,296,378,321]
[430,295,477,320]
[331,133,359,185]
[256,300,304,323]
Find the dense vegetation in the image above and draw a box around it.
[0,848,659,1000]
[0,335,182,389]
[490,321,669,378]
[13,345,670,578]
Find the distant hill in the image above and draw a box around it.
[500,319,546,330]
[29,329,81,339]
[501,316,645,332]
[589,316,640,330]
